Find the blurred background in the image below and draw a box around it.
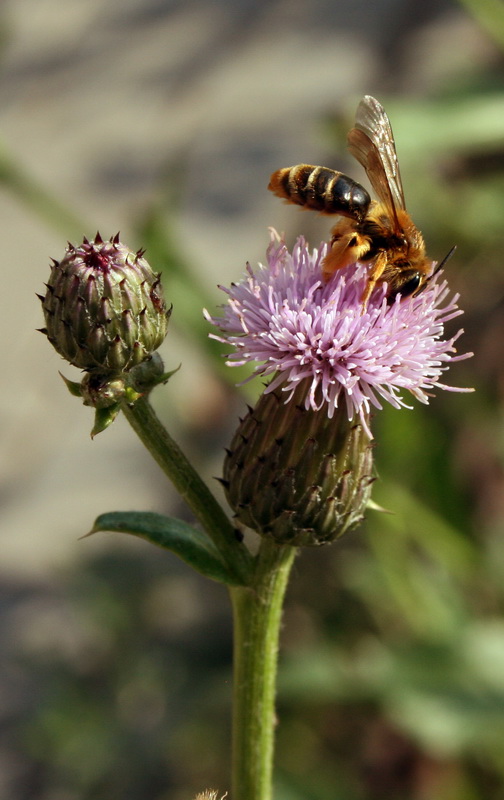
[2,0,504,798]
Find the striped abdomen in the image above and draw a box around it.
[268,164,370,221]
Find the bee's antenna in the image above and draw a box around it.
[432,244,457,277]
[413,245,456,299]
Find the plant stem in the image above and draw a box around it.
[230,538,298,800]
[122,395,253,585]
[0,144,86,238]
[124,396,297,798]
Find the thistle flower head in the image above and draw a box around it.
[208,231,471,545]
[208,230,471,437]
[40,233,170,374]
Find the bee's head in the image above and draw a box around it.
[386,246,457,304]
[386,270,423,303]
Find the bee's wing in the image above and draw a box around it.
[347,95,406,226]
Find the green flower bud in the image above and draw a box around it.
[79,373,127,408]
[223,380,374,546]
[39,233,170,373]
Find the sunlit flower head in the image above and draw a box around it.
[207,230,471,435]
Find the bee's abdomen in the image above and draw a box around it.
[268,164,370,220]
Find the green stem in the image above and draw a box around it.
[122,395,253,585]
[230,538,298,800]
[123,396,298,799]
[0,143,87,238]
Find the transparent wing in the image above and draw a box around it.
[347,95,406,227]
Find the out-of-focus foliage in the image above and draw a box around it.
[9,551,233,800]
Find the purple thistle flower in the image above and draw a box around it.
[207,230,472,436]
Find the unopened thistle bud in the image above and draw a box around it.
[39,233,170,374]
[224,380,374,545]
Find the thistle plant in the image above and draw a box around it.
[39,233,173,434]
[41,232,170,373]
[39,227,471,800]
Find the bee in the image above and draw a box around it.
[269,95,441,306]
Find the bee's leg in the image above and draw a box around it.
[360,251,387,306]
[322,229,370,282]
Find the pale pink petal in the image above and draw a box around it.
[206,231,472,421]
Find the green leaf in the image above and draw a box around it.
[91,404,121,438]
[59,372,83,397]
[89,511,245,586]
